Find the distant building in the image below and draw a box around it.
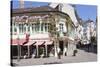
[82,19,96,44]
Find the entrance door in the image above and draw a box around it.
[59,41,64,52]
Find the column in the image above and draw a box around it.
[30,24,32,34]
[36,45,39,57]
[27,45,30,58]
[45,45,48,57]
[66,40,69,56]
[26,24,28,34]
[17,24,19,35]
[43,23,45,33]
[19,45,21,58]
[17,45,20,61]
[47,23,48,32]
[54,41,57,57]
[39,19,42,33]
[17,37,20,61]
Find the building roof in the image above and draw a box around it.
[12,6,58,14]
[61,4,78,27]
[12,5,75,26]
[49,3,79,27]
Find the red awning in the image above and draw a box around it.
[11,39,26,45]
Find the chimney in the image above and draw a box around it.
[19,0,24,8]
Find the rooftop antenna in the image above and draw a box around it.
[19,0,24,8]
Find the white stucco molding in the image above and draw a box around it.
[49,3,78,27]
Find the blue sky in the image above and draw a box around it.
[75,4,97,22]
[12,1,49,9]
[11,0,97,22]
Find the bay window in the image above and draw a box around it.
[31,23,50,33]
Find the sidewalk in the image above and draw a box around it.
[12,49,97,66]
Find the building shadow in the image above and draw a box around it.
[10,62,19,67]
[76,43,97,54]
[44,62,62,65]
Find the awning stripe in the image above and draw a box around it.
[24,41,36,46]
[34,41,45,46]
[45,41,53,45]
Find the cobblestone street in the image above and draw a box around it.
[12,48,97,66]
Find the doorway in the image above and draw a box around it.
[59,41,64,52]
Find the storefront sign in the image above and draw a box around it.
[12,15,49,22]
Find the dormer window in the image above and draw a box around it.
[55,4,63,11]
[58,4,63,11]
